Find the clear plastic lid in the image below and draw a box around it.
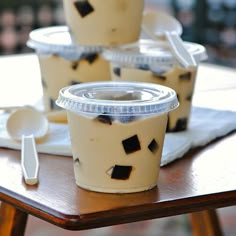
[27,26,104,60]
[56,81,179,116]
[102,39,207,68]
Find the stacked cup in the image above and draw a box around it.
[62,0,144,46]
[56,81,178,193]
[27,26,111,111]
[27,1,208,193]
[27,0,145,111]
[103,39,208,132]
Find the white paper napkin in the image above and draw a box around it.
[0,107,235,166]
[161,107,236,165]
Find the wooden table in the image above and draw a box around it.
[0,54,236,236]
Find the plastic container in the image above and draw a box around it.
[27,26,110,111]
[56,81,179,193]
[62,0,144,46]
[103,39,207,132]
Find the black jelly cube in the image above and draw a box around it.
[74,1,94,18]
[153,74,167,80]
[168,117,188,132]
[70,80,81,85]
[175,118,188,131]
[176,93,180,101]
[122,135,141,154]
[113,67,121,77]
[148,139,159,153]
[186,93,193,101]
[50,98,55,110]
[71,62,79,70]
[111,165,132,180]
[82,53,98,64]
[179,72,192,80]
[168,118,188,132]
[95,114,113,125]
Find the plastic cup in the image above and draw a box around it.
[103,39,207,132]
[62,0,144,46]
[56,81,178,193]
[27,26,110,111]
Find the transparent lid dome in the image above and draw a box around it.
[56,81,179,116]
[102,39,207,67]
[27,26,104,60]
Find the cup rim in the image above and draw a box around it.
[27,26,104,60]
[102,39,208,66]
[56,81,179,116]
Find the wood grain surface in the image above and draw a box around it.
[0,131,236,230]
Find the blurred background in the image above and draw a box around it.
[0,0,236,67]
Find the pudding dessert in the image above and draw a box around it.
[62,0,144,46]
[27,26,110,111]
[38,53,110,110]
[103,40,207,131]
[56,81,178,193]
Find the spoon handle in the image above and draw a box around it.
[21,135,39,185]
[165,32,197,68]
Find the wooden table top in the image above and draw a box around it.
[0,54,236,230]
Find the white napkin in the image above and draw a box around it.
[0,116,72,156]
[161,107,236,165]
[0,107,235,166]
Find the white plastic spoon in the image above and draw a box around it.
[142,11,197,68]
[6,107,49,185]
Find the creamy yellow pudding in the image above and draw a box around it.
[63,0,144,45]
[56,82,178,193]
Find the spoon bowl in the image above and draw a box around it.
[7,107,49,185]
[7,108,48,140]
[142,11,197,68]
[142,11,182,38]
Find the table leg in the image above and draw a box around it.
[189,209,223,236]
[0,202,28,236]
